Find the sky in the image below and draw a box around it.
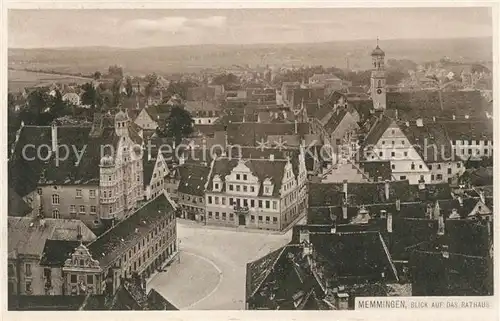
[8,7,493,48]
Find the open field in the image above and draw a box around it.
[8,37,493,76]
[8,69,92,92]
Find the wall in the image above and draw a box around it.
[428,161,465,184]
[134,109,158,130]
[40,185,100,228]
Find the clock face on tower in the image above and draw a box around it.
[376,88,382,95]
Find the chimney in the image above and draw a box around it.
[384,180,390,201]
[77,224,82,243]
[450,208,460,219]
[269,154,275,161]
[294,120,298,134]
[426,203,433,219]
[395,198,401,211]
[387,212,393,233]
[441,245,449,259]
[433,116,436,122]
[458,196,463,207]
[416,118,423,127]
[437,214,445,235]
[452,114,456,120]
[330,223,336,234]
[342,200,348,220]
[343,179,348,199]
[51,123,58,152]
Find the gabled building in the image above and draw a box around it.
[176,163,211,221]
[8,111,145,230]
[205,149,308,231]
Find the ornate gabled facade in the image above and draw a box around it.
[205,147,308,231]
[62,244,102,295]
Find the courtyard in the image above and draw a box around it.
[147,219,292,310]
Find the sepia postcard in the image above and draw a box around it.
[3,2,498,321]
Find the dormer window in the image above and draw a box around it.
[213,175,222,192]
[236,174,241,180]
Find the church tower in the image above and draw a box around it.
[370,39,386,110]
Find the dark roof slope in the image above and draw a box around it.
[8,187,32,217]
[226,122,310,146]
[87,193,175,268]
[177,163,210,196]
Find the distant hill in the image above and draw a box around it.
[8,37,492,76]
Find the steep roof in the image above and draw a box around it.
[39,239,81,266]
[8,187,33,217]
[310,231,398,282]
[361,114,394,147]
[177,163,211,196]
[359,161,392,181]
[87,193,175,268]
[226,122,310,147]
[8,217,96,258]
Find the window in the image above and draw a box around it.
[251,215,255,222]
[25,281,32,293]
[272,201,277,210]
[391,141,395,145]
[457,163,461,168]
[8,264,15,277]
[243,174,247,180]
[243,199,248,207]
[243,185,247,192]
[215,212,220,219]
[404,151,408,157]
[52,209,60,219]
[265,187,270,194]
[266,216,270,223]
[381,140,385,145]
[401,140,405,145]
[214,183,219,190]
[236,174,240,180]
[208,211,213,218]
[428,165,432,170]
[259,200,263,208]
[52,194,60,205]
[89,190,96,198]
[431,174,435,181]
[215,197,219,205]
[236,185,240,192]
[265,200,270,209]
[391,164,395,170]
[208,196,212,204]
[229,213,234,220]
[484,149,489,155]
[222,213,226,220]
[76,189,82,198]
[258,216,263,222]
[25,264,32,277]
[250,199,255,208]
[250,186,255,192]
[229,184,234,191]
[79,205,86,214]
[70,205,76,213]
[221,197,226,205]
[391,152,395,157]
[273,217,278,223]
[71,274,77,283]
[437,174,443,180]
[400,176,406,180]
[437,164,441,170]
[419,165,423,169]
[37,188,42,195]
[229,198,234,205]
[447,168,452,174]
[411,163,415,170]
[379,152,383,157]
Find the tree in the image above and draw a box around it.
[93,71,102,80]
[144,73,159,98]
[108,65,123,79]
[162,80,198,102]
[111,78,123,107]
[8,93,16,110]
[157,106,194,145]
[81,82,98,108]
[125,77,134,98]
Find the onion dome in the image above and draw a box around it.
[371,45,385,56]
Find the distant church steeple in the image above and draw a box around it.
[370,38,386,110]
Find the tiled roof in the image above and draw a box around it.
[207,158,291,197]
[361,114,394,147]
[246,246,287,299]
[187,86,216,101]
[184,100,219,112]
[87,193,175,268]
[8,217,96,257]
[226,122,310,146]
[8,187,32,217]
[386,91,492,119]
[145,104,172,122]
[399,122,453,163]
[308,180,414,208]
[437,198,480,219]
[310,231,398,282]
[177,163,211,196]
[147,289,179,310]
[323,109,348,133]
[9,295,105,311]
[39,239,81,266]
[359,161,393,181]
[408,183,452,201]
[440,120,493,141]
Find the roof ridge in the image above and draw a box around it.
[378,232,399,282]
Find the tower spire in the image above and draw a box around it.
[376,36,379,47]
